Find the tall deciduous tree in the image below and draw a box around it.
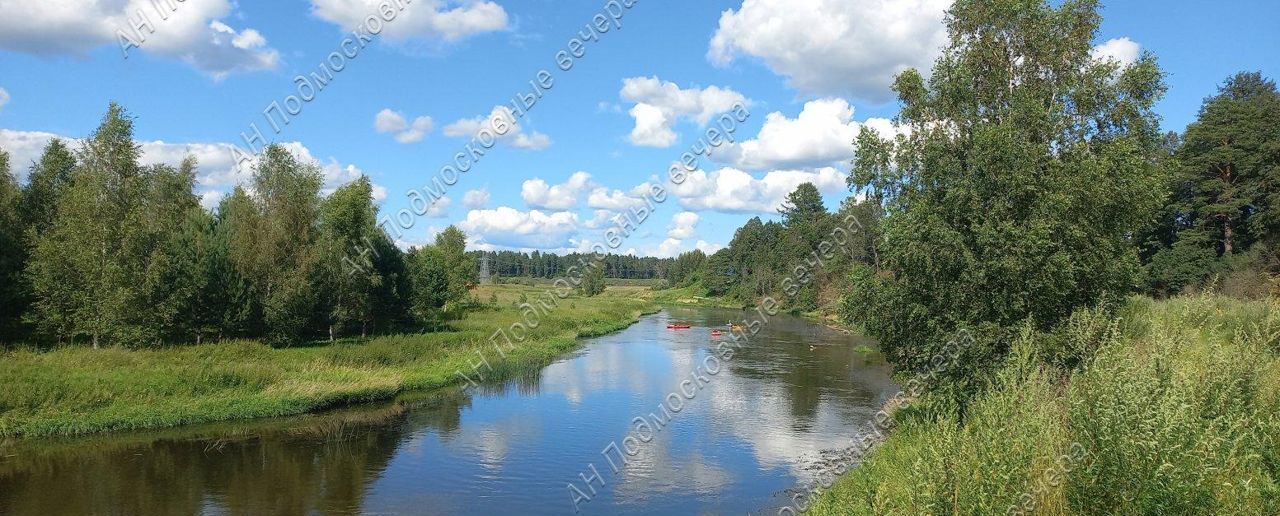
[27,103,148,347]
[317,176,382,339]
[0,151,27,338]
[435,225,475,306]
[843,0,1167,392]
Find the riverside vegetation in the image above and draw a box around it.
[0,284,656,438]
[1,0,1279,513]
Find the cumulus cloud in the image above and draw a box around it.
[715,98,899,170]
[708,0,949,101]
[310,0,508,43]
[459,207,579,250]
[1091,37,1141,68]
[669,167,846,214]
[443,106,552,150]
[620,76,748,147]
[521,171,592,210]
[667,211,700,240]
[0,0,279,78]
[0,129,384,205]
[374,108,433,143]
[462,188,490,209]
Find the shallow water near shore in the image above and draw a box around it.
[0,307,896,515]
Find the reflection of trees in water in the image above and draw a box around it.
[0,390,485,516]
[0,426,403,516]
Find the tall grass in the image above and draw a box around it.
[810,294,1280,515]
[0,286,655,438]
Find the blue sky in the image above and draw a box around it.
[0,0,1277,257]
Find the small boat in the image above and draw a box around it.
[667,323,692,329]
[710,330,724,337]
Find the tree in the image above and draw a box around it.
[26,103,148,347]
[316,177,383,339]
[578,263,607,297]
[408,245,450,325]
[222,145,323,345]
[0,150,26,338]
[20,138,76,235]
[843,0,1167,394]
[435,226,475,306]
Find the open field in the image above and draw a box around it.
[0,285,655,439]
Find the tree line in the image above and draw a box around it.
[469,250,670,280]
[0,104,477,348]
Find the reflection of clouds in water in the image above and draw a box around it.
[439,413,543,473]
[538,321,679,408]
[611,433,734,505]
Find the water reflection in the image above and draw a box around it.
[0,308,895,515]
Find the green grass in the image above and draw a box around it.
[809,294,1280,515]
[0,285,656,439]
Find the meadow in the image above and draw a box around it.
[808,294,1280,515]
[0,284,656,438]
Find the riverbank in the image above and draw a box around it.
[807,294,1280,515]
[0,285,656,439]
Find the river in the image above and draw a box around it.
[0,307,897,515]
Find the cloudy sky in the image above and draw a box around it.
[0,0,1277,256]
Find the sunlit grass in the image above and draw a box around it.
[809,294,1280,515]
[0,286,655,438]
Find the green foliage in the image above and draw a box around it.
[1144,72,1280,295]
[811,295,1280,516]
[407,245,450,323]
[0,288,653,437]
[844,0,1168,392]
[578,264,607,297]
[0,151,26,336]
[435,225,475,305]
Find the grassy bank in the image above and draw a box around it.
[0,284,656,439]
[809,294,1280,515]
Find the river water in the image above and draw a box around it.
[0,307,897,515]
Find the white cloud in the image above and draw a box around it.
[0,129,384,204]
[310,0,508,42]
[586,184,650,211]
[199,190,226,211]
[620,76,748,148]
[459,207,579,250]
[696,240,723,255]
[443,106,552,150]
[462,188,490,209]
[0,0,279,78]
[521,171,592,210]
[716,98,899,170]
[1091,37,1141,68]
[0,88,9,112]
[709,0,950,101]
[669,166,846,214]
[667,211,700,239]
[374,108,433,143]
[424,196,450,217]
